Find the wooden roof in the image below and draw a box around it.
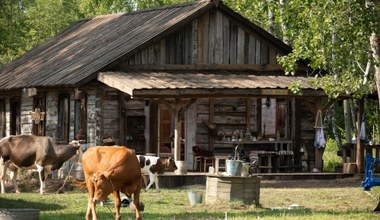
[0,0,303,92]
[0,1,215,89]
[98,71,318,98]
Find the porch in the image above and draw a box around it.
[157,172,355,188]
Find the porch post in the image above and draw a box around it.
[173,98,182,161]
[356,99,364,174]
[174,109,182,161]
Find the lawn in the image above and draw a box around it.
[0,177,379,219]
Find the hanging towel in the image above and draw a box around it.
[360,113,367,142]
[314,127,326,149]
[313,109,325,149]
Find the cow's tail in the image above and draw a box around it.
[71,178,87,190]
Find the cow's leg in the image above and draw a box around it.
[132,189,142,220]
[111,191,121,220]
[9,168,20,193]
[0,159,9,194]
[145,173,155,191]
[85,180,96,220]
[154,174,160,192]
[36,164,45,194]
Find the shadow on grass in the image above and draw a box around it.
[37,207,378,220]
[135,208,376,219]
[0,197,63,211]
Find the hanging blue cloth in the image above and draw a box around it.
[314,127,326,149]
[360,113,369,143]
[313,109,325,149]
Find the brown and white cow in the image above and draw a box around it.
[136,155,177,192]
[81,146,142,220]
[0,135,81,194]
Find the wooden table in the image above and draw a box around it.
[205,175,260,206]
[214,155,230,173]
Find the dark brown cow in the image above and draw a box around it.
[0,135,81,194]
[81,146,142,220]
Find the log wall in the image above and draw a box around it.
[125,9,279,66]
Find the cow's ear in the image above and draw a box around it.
[103,170,114,179]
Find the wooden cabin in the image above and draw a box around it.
[0,0,332,173]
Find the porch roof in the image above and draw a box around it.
[98,71,322,98]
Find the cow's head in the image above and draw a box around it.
[91,170,114,203]
[69,140,82,149]
[164,157,178,171]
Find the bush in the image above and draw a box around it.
[323,138,342,172]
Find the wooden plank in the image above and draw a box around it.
[237,27,245,64]
[185,24,192,65]
[222,14,230,64]
[214,11,223,64]
[192,20,198,65]
[255,39,261,64]
[248,35,256,64]
[208,10,216,64]
[202,12,210,64]
[260,42,268,64]
[124,63,286,71]
[268,47,277,65]
[196,16,204,64]
[229,23,237,64]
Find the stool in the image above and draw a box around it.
[214,155,230,173]
[193,156,203,172]
[203,157,215,173]
[257,153,274,173]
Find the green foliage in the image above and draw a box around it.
[79,0,134,17]
[323,138,342,172]
[226,0,378,99]
[135,0,190,10]
[0,0,193,68]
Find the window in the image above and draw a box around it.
[74,93,87,142]
[57,93,70,143]
[10,99,20,135]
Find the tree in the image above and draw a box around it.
[0,0,29,66]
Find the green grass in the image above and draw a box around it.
[0,178,380,219]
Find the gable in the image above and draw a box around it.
[122,8,287,67]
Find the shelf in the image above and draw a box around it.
[214,112,245,114]
[215,123,246,125]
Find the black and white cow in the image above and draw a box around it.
[136,155,177,192]
[0,135,81,194]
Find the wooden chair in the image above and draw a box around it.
[203,156,215,173]
[193,155,203,172]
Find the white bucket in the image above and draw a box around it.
[175,161,187,175]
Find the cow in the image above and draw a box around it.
[136,155,177,192]
[0,135,81,194]
[80,146,142,220]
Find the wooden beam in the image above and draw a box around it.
[133,88,327,99]
[122,63,290,72]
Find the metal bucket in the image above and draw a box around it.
[226,160,242,176]
[188,191,203,205]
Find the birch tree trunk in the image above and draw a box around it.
[371,1,380,105]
